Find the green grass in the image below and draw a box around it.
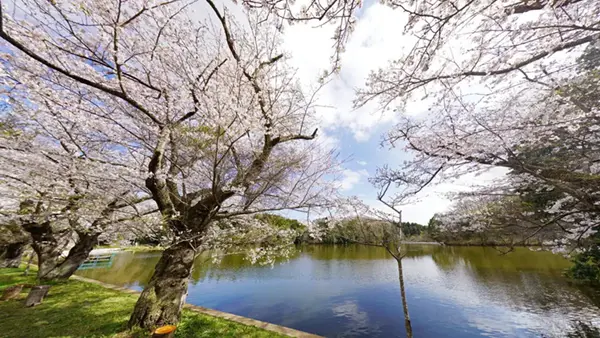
[0,268,285,338]
[121,245,164,253]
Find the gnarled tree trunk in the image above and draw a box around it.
[0,242,27,268]
[38,231,100,281]
[23,221,99,281]
[23,221,70,279]
[128,241,196,329]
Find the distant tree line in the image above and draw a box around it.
[297,217,431,244]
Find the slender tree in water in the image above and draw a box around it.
[394,213,413,338]
[326,198,413,338]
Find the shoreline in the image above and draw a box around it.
[440,242,550,247]
[401,241,442,245]
[71,275,322,338]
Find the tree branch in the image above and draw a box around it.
[0,7,162,126]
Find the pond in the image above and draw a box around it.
[76,245,600,337]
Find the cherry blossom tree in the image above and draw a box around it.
[432,191,556,247]
[0,0,338,327]
[0,98,155,280]
[372,42,600,247]
[201,214,301,265]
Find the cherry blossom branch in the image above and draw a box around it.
[0,5,163,126]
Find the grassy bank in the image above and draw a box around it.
[0,268,285,338]
[93,245,164,252]
[439,241,547,247]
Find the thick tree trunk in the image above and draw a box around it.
[0,242,26,268]
[128,241,196,329]
[23,221,70,279]
[23,222,99,281]
[38,232,100,281]
[396,258,413,338]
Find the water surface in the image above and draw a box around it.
[76,245,600,337]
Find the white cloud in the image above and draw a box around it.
[357,160,367,166]
[404,168,510,224]
[339,169,369,191]
[283,3,410,141]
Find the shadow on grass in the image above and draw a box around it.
[0,268,37,288]
[0,272,138,337]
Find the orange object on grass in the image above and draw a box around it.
[152,325,177,337]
